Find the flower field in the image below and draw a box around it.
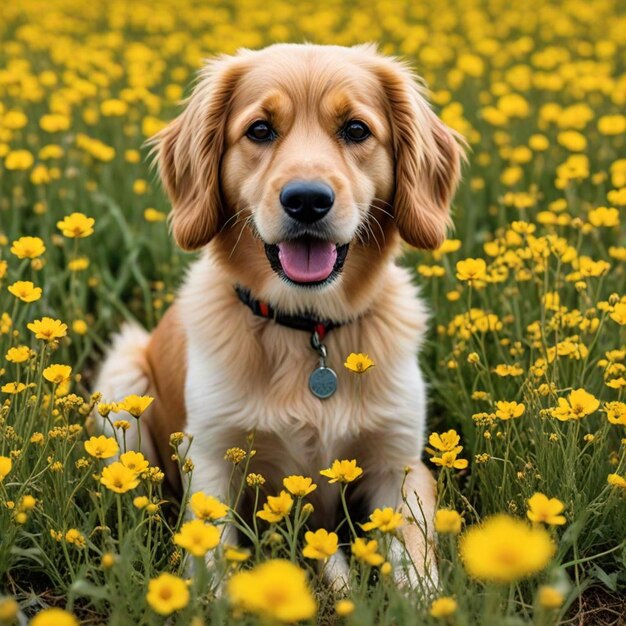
[1,0,626,624]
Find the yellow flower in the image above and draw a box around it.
[492,364,524,377]
[146,573,190,616]
[224,447,247,464]
[351,537,384,566]
[429,596,458,618]
[434,509,463,534]
[602,401,626,426]
[588,206,619,227]
[320,459,363,483]
[0,312,12,334]
[100,462,140,493]
[68,257,89,271]
[142,116,168,138]
[428,429,462,453]
[430,450,469,470]
[120,451,149,473]
[456,258,487,282]
[5,346,31,363]
[173,519,220,557]
[224,546,251,562]
[360,507,404,533]
[610,302,626,325]
[43,364,72,384]
[302,528,339,560]
[283,475,317,497]
[189,492,229,520]
[607,473,626,489]
[495,401,525,421]
[538,585,565,609]
[144,208,167,222]
[10,236,46,259]
[31,608,79,626]
[0,597,19,622]
[256,491,293,523]
[557,130,587,152]
[133,496,150,509]
[0,456,12,482]
[459,514,555,583]
[27,317,67,341]
[7,280,42,303]
[598,115,626,136]
[116,394,154,418]
[344,353,375,373]
[39,144,64,159]
[65,528,86,548]
[20,495,36,510]
[227,559,316,623]
[125,149,141,163]
[56,212,95,238]
[335,599,355,616]
[101,552,117,569]
[551,388,600,421]
[527,493,566,526]
[84,436,119,459]
[101,99,128,116]
[39,113,70,132]
[433,238,462,260]
[133,179,148,194]
[5,150,34,170]
[1,382,27,394]
[72,320,88,335]
[3,110,28,129]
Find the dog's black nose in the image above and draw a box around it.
[280,181,334,223]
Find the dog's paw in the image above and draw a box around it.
[388,537,439,594]
[323,551,351,593]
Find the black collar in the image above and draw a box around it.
[235,285,344,340]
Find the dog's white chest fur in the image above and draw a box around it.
[179,254,429,504]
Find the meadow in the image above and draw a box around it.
[1,0,626,624]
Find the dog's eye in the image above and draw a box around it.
[342,120,371,143]
[246,120,276,143]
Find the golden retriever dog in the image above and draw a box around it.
[95,42,463,588]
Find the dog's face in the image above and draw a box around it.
[222,49,395,288]
[156,44,462,315]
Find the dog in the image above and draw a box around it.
[95,42,463,588]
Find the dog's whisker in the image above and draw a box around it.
[371,200,395,220]
[368,214,386,249]
[229,215,253,259]
[220,207,250,233]
[367,220,383,252]
[353,201,394,221]
[354,222,367,246]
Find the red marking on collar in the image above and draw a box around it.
[315,323,327,340]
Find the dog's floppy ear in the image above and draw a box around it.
[373,56,465,249]
[152,55,246,251]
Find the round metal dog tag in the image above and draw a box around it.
[309,366,337,399]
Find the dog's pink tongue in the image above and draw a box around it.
[278,240,337,283]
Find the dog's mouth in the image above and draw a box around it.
[264,237,349,287]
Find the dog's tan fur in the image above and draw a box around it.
[95,43,462,588]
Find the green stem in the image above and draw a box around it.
[339,484,357,539]
[116,494,124,546]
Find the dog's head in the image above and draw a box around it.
[155,44,463,316]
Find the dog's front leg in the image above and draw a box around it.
[363,461,438,591]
